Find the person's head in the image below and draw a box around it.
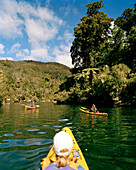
[53,131,73,168]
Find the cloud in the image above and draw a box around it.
[8,43,21,54]
[0,0,63,41]
[23,49,29,55]
[59,4,79,17]
[59,6,71,16]
[0,44,5,54]
[0,57,14,61]
[25,18,60,48]
[30,47,52,60]
[53,31,73,68]
[0,0,73,67]
[16,46,52,61]
[53,46,72,68]
[0,0,23,38]
[16,48,30,60]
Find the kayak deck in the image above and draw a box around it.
[80,108,108,116]
[41,127,89,170]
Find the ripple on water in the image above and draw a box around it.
[4,134,14,137]
[66,126,73,129]
[37,132,47,134]
[53,126,62,128]
[27,129,40,132]
[16,132,23,135]
[53,126,62,132]
[58,119,69,122]
[66,123,73,125]
[42,125,50,127]
[0,144,52,169]
[0,138,52,148]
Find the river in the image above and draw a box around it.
[0,103,136,170]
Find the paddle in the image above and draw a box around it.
[81,106,88,110]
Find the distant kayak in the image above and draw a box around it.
[80,107,108,116]
[25,105,39,109]
[41,127,89,170]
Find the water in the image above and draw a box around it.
[0,103,136,170]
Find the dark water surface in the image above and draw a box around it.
[0,103,136,170]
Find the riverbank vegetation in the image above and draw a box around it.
[0,60,71,104]
[56,0,136,107]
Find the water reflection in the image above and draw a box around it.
[25,108,39,117]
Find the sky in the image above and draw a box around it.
[0,0,135,68]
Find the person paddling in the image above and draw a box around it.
[43,131,85,170]
[91,104,99,113]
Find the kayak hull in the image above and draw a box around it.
[41,127,89,170]
[25,105,39,109]
[80,108,108,116]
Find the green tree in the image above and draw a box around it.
[0,70,6,104]
[115,3,136,71]
[70,0,114,71]
[122,74,136,105]
[115,4,136,36]
[106,26,125,67]
[123,26,136,71]
[92,64,131,105]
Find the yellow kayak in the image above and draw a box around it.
[80,107,108,116]
[41,127,89,170]
[25,105,39,109]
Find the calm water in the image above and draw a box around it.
[0,103,136,170]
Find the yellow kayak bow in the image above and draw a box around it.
[41,127,89,170]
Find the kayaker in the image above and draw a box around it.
[28,103,32,107]
[43,131,85,170]
[91,104,98,113]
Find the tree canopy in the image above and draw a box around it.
[115,4,136,36]
[70,0,114,71]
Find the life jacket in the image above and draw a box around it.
[41,153,82,170]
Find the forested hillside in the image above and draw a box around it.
[0,60,71,104]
